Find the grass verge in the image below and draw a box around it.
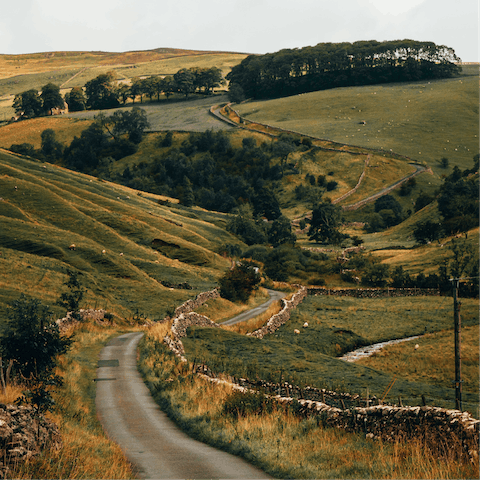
[3,322,136,479]
[138,323,479,479]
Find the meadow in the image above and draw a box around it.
[137,321,478,479]
[234,68,479,179]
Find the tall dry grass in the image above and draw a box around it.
[139,326,479,479]
[5,322,136,479]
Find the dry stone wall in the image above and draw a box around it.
[308,286,440,298]
[248,286,307,339]
[172,289,219,318]
[0,404,62,478]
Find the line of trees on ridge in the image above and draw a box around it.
[227,39,461,100]
[11,66,226,119]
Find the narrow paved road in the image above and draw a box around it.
[221,289,286,326]
[96,332,270,479]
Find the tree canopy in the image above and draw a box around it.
[227,40,461,99]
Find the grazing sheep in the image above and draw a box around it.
[303,322,309,328]
[294,329,300,334]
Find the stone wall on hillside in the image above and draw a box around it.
[0,404,62,478]
[308,286,440,298]
[248,286,307,339]
[172,289,219,318]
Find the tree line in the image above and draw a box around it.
[11,66,226,118]
[227,39,461,100]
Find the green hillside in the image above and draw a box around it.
[0,149,243,321]
[234,69,479,175]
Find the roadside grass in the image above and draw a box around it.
[224,300,284,335]
[4,322,136,479]
[0,150,237,322]
[139,324,478,479]
[195,287,270,323]
[234,73,479,173]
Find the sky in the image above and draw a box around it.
[1,0,478,61]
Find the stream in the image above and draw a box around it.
[340,335,421,362]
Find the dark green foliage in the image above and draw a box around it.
[219,263,261,303]
[326,180,338,191]
[414,191,435,212]
[222,390,274,418]
[308,201,345,244]
[226,206,268,245]
[161,131,173,147]
[268,216,296,247]
[361,263,390,287]
[41,129,63,160]
[413,221,443,244]
[85,71,119,110]
[40,83,64,113]
[65,86,86,111]
[227,40,460,100]
[16,371,62,414]
[13,89,43,117]
[440,157,449,168]
[437,158,479,234]
[1,295,72,380]
[56,269,84,317]
[9,143,36,157]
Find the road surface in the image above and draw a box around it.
[96,332,269,479]
[221,289,286,326]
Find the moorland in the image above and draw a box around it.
[0,44,478,478]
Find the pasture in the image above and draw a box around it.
[0,149,242,321]
[234,71,479,175]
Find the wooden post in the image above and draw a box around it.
[452,279,462,411]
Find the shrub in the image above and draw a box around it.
[1,295,72,381]
[219,263,261,303]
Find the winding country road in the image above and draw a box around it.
[96,332,269,479]
[221,289,286,326]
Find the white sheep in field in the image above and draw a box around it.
[294,329,300,334]
[303,322,309,328]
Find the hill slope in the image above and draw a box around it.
[0,149,242,321]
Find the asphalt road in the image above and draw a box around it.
[221,289,287,326]
[96,332,269,479]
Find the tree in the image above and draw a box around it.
[268,216,296,247]
[85,71,119,110]
[308,201,344,244]
[413,220,443,244]
[362,263,390,287]
[1,295,71,381]
[110,107,150,144]
[40,83,64,113]
[56,269,84,319]
[13,89,43,117]
[41,129,63,160]
[174,68,196,98]
[226,204,268,245]
[440,157,449,168]
[65,86,86,111]
[219,263,261,302]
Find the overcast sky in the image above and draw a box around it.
[1,0,478,61]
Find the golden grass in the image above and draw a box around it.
[224,300,283,335]
[357,325,480,394]
[140,328,479,479]
[0,117,92,149]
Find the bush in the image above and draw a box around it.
[219,263,261,303]
[1,295,72,381]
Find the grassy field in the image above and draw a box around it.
[0,149,244,321]
[138,322,478,479]
[234,70,479,174]
[0,49,247,119]
[181,295,479,413]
